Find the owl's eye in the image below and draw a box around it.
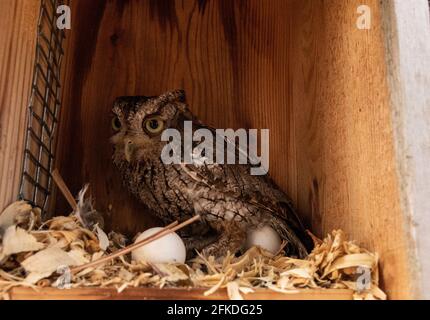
[144,116,165,134]
[112,117,122,131]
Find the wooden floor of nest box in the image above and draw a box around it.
[8,287,354,300]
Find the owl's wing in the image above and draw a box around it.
[180,121,257,193]
[180,121,313,254]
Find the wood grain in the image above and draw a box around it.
[287,0,413,299]
[380,0,430,299]
[54,0,416,299]
[9,287,353,300]
[56,0,298,234]
[0,0,40,212]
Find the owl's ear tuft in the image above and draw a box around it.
[158,89,186,104]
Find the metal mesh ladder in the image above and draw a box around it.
[19,0,68,216]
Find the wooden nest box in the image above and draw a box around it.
[0,0,429,299]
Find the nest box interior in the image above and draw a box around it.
[45,0,412,299]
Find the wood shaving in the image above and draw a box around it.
[227,281,243,300]
[0,226,44,257]
[0,201,386,300]
[21,247,80,284]
[0,202,33,235]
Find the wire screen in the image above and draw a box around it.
[19,0,68,216]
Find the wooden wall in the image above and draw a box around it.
[381,0,430,299]
[288,0,412,299]
[0,1,40,213]
[56,0,300,233]
[55,0,416,298]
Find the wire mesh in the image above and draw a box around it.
[19,0,68,216]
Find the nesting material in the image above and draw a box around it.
[0,201,386,300]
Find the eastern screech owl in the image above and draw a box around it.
[111,90,313,258]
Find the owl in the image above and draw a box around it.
[110,90,313,258]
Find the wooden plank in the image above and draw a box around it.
[9,287,353,300]
[0,0,40,212]
[380,0,430,299]
[288,0,414,299]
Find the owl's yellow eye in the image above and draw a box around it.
[112,117,121,131]
[144,116,165,134]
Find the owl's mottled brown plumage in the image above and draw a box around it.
[111,90,313,258]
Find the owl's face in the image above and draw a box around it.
[110,90,191,164]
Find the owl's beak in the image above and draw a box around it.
[124,140,135,163]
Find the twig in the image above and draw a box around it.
[51,169,77,210]
[70,215,201,274]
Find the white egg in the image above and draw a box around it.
[245,225,282,254]
[132,227,186,264]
